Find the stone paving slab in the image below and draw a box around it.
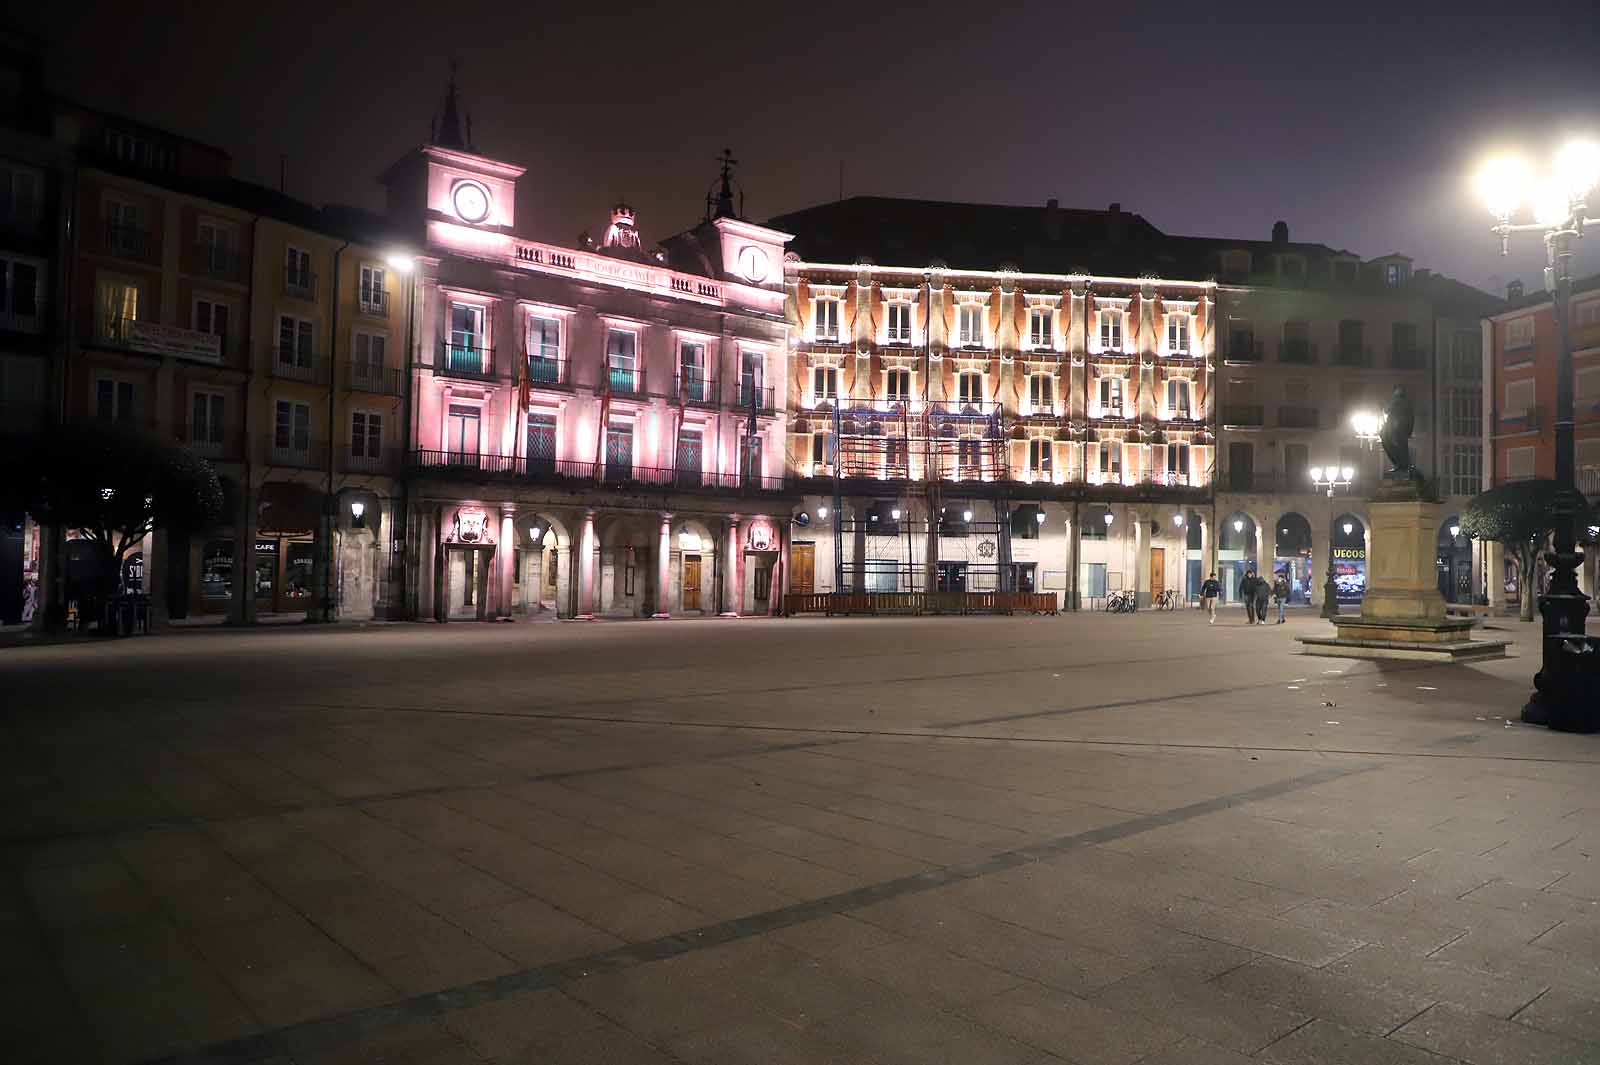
[2,612,1598,1064]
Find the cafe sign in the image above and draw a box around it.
[127,321,223,364]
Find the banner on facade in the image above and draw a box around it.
[127,321,223,364]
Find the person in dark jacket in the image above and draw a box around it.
[1253,570,1271,625]
[1241,570,1258,624]
[1200,572,1221,624]
[1273,571,1291,624]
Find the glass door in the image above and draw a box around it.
[449,304,485,373]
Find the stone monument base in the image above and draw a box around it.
[1297,488,1509,662]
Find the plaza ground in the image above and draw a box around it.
[2,609,1599,1065]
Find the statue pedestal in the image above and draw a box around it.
[1299,491,1508,661]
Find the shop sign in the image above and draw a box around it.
[127,321,223,364]
[1332,547,1366,560]
[449,506,494,544]
[255,540,279,555]
[745,517,777,552]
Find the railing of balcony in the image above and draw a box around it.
[0,304,44,334]
[526,352,566,387]
[104,221,149,259]
[1279,339,1317,364]
[195,243,242,281]
[1222,404,1265,426]
[1390,346,1426,370]
[272,349,327,383]
[263,436,329,470]
[283,267,317,299]
[436,340,495,379]
[605,365,644,397]
[736,378,775,414]
[1580,465,1600,497]
[1277,405,1319,429]
[349,364,405,395]
[407,450,789,492]
[342,446,400,474]
[675,371,714,405]
[358,289,390,317]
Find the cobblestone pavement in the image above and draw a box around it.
[2,609,1598,1065]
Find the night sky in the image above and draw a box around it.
[25,0,1600,295]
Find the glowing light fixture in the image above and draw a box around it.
[1475,155,1532,219]
[1310,464,1355,498]
[962,509,973,522]
[1233,518,1244,532]
[1449,524,1460,539]
[1555,139,1600,198]
[1350,411,1384,448]
[1172,513,1184,527]
[817,506,828,520]
[385,252,416,273]
[1343,521,1355,536]
[1035,511,1046,524]
[1532,178,1572,227]
[891,508,901,520]
[1103,512,1114,526]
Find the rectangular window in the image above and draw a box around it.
[285,246,312,293]
[0,257,40,324]
[1450,388,1481,437]
[1029,307,1054,349]
[448,304,486,375]
[1029,374,1053,412]
[1098,376,1125,417]
[358,265,386,313]
[1392,321,1419,364]
[959,304,984,346]
[192,391,224,447]
[958,372,983,406]
[886,303,911,343]
[1506,317,1535,350]
[1282,320,1312,362]
[814,298,840,341]
[739,348,764,407]
[526,413,556,470]
[605,422,634,477]
[1575,301,1600,330]
[812,365,838,400]
[1506,446,1535,481]
[1098,441,1122,477]
[196,220,235,273]
[1166,442,1190,481]
[1098,307,1123,350]
[1228,317,1254,360]
[97,278,139,340]
[886,368,911,402]
[1165,313,1190,354]
[274,399,311,452]
[523,316,560,384]
[447,404,480,455]
[351,411,382,459]
[1165,378,1191,418]
[1577,367,1600,408]
[1081,562,1108,595]
[740,434,763,481]
[1504,379,1535,417]
[1028,438,1052,475]
[355,332,386,378]
[677,339,705,399]
[958,437,982,479]
[194,298,229,354]
[675,428,703,485]
[96,378,134,422]
[0,164,40,223]
[277,315,314,368]
[810,432,827,468]
[1451,444,1482,497]
[1338,319,1365,362]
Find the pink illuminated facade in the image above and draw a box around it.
[382,126,794,620]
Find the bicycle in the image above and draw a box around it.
[1153,589,1179,611]
[1105,590,1138,613]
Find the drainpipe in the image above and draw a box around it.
[321,239,351,621]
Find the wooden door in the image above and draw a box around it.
[790,543,815,595]
[682,555,702,611]
[1149,547,1165,598]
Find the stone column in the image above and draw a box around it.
[147,527,168,625]
[1068,511,1082,610]
[577,509,597,619]
[228,480,258,625]
[722,515,742,616]
[496,506,515,620]
[1202,506,1217,581]
[653,512,672,618]
[1133,510,1152,607]
[1309,533,1330,612]
[419,508,439,621]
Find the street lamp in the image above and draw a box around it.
[1449,523,1460,540]
[1172,513,1184,527]
[1350,411,1385,449]
[1309,465,1356,499]
[1476,139,1598,728]
[1103,512,1114,526]
[349,500,365,529]
[817,506,828,520]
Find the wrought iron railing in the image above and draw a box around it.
[407,450,789,492]
[349,364,404,395]
[437,340,494,378]
[272,349,327,383]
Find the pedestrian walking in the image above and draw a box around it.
[1253,570,1271,625]
[1241,570,1258,624]
[1200,572,1221,624]
[1273,571,1290,624]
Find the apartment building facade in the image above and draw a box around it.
[1481,273,1600,609]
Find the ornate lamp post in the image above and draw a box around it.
[1476,141,1598,727]
[1350,411,1384,449]
[1311,466,1355,617]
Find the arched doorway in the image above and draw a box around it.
[519,512,572,615]
[1436,516,1471,604]
[673,518,717,614]
[1218,512,1257,602]
[1332,514,1367,605]
[597,515,657,617]
[1274,513,1313,603]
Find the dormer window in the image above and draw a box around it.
[814,298,840,341]
[1098,306,1124,351]
[1165,313,1190,355]
[886,303,912,344]
[958,304,985,346]
[1385,262,1408,287]
[1028,307,1054,350]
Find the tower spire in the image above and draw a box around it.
[708,147,740,221]
[433,60,470,150]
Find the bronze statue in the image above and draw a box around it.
[1381,386,1417,480]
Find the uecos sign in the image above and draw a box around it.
[1333,548,1366,561]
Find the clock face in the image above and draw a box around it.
[452,181,490,224]
[737,245,769,283]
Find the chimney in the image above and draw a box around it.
[1507,279,1524,300]
[1044,197,1061,240]
[1107,202,1123,245]
[1271,220,1289,245]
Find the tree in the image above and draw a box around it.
[5,421,223,619]
[1459,479,1593,622]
